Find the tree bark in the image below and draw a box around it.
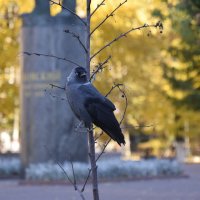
[88,128,99,200]
[86,0,100,199]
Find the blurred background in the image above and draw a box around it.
[0,0,200,174]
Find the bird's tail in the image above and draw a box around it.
[102,127,125,146]
[116,133,126,146]
[111,130,125,146]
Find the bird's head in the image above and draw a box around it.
[68,67,88,83]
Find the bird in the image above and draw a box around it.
[65,66,125,146]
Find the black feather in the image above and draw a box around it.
[85,99,125,146]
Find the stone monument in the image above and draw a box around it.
[20,0,88,168]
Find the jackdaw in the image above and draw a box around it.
[65,67,125,146]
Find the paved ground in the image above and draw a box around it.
[0,164,199,200]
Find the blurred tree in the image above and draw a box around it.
[158,0,200,141]
[0,1,19,132]
[162,0,200,111]
[0,0,33,133]
[150,0,200,151]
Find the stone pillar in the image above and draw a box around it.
[20,0,88,168]
[33,0,50,15]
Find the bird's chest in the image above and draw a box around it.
[65,84,84,118]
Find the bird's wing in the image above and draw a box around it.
[78,83,125,145]
[79,83,116,111]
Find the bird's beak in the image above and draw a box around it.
[80,72,87,77]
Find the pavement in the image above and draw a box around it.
[0,164,199,200]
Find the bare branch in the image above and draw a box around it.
[78,190,86,200]
[44,89,67,101]
[49,0,87,26]
[90,23,159,60]
[116,85,128,124]
[121,124,156,129]
[105,83,123,97]
[81,168,92,192]
[49,84,65,90]
[70,159,77,190]
[94,131,104,141]
[23,51,82,68]
[64,29,88,53]
[105,83,128,125]
[81,136,110,191]
[43,145,74,185]
[90,0,127,36]
[44,84,67,101]
[86,0,91,73]
[65,158,86,200]
[90,55,111,81]
[57,162,74,184]
[44,146,85,200]
[95,139,111,162]
[90,0,106,17]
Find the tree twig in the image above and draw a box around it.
[44,145,85,200]
[44,83,68,101]
[44,84,67,101]
[90,55,111,81]
[70,159,77,190]
[105,83,123,97]
[116,84,128,124]
[43,145,74,185]
[105,83,128,125]
[90,23,159,60]
[90,0,127,36]
[90,0,106,17]
[49,0,87,26]
[64,29,88,53]
[49,84,65,90]
[60,159,85,200]
[23,51,82,67]
[81,168,92,192]
[95,139,111,162]
[81,137,111,192]
[121,124,156,129]
[44,89,67,101]
[94,131,104,141]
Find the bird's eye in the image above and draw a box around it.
[76,71,86,78]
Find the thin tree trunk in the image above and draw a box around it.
[86,0,91,73]
[86,1,100,200]
[89,128,99,200]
